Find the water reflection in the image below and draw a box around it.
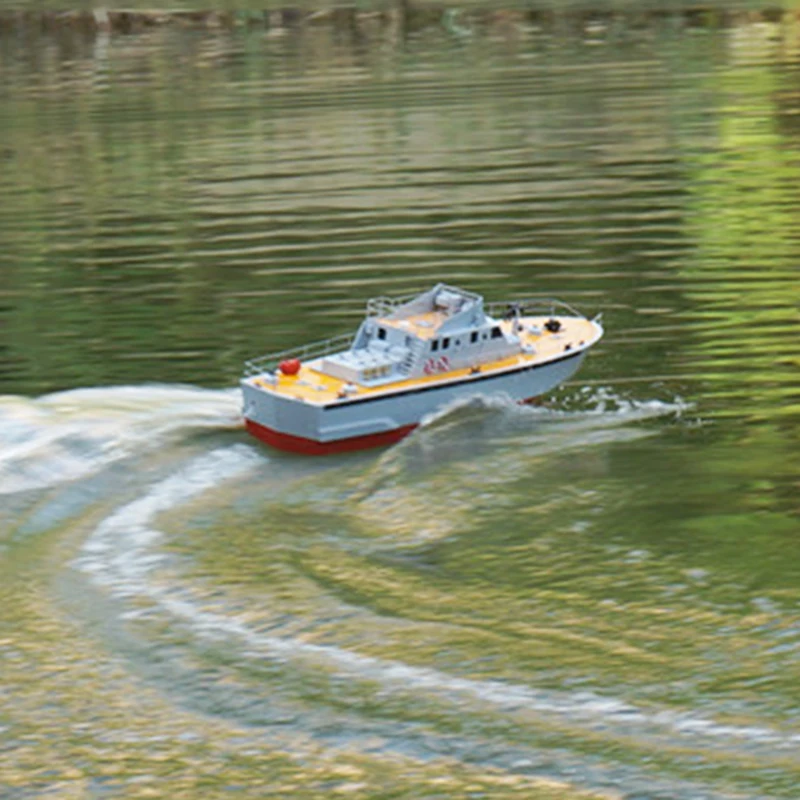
[1,8,800,800]
[0,8,727,394]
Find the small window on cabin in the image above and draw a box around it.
[491,327,503,339]
[431,340,439,352]
[470,332,478,344]
[455,339,461,347]
[377,327,387,341]
[442,337,450,350]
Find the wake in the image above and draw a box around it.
[0,384,242,495]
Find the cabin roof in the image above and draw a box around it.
[372,284,490,339]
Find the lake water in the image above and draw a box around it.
[1,8,799,799]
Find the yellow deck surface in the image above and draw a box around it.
[252,316,597,405]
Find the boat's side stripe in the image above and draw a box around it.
[319,348,584,410]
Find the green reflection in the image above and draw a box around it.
[681,17,800,424]
[2,10,800,800]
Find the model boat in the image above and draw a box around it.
[241,284,603,454]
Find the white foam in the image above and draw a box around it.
[417,386,689,430]
[76,445,260,593]
[76,453,799,754]
[0,385,242,495]
[156,592,800,750]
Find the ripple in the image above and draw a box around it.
[0,386,242,495]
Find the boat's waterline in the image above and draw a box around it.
[244,418,419,455]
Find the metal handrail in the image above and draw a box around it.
[365,293,419,318]
[485,297,586,320]
[244,332,355,377]
[366,285,482,318]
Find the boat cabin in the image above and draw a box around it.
[320,284,520,385]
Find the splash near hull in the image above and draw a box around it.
[244,418,418,455]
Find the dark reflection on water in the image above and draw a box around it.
[1,11,795,420]
[1,8,799,800]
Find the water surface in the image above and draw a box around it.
[1,9,799,800]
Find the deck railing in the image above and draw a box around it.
[365,293,419,319]
[485,297,586,320]
[243,332,355,377]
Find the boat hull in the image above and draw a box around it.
[244,418,418,455]
[242,349,586,455]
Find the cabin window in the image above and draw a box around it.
[442,337,450,349]
[431,339,439,352]
[470,331,478,344]
[377,327,387,341]
[491,326,503,339]
[455,339,461,346]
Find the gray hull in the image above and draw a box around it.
[242,350,586,445]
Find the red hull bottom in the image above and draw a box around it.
[244,418,419,456]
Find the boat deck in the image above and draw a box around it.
[249,316,598,405]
